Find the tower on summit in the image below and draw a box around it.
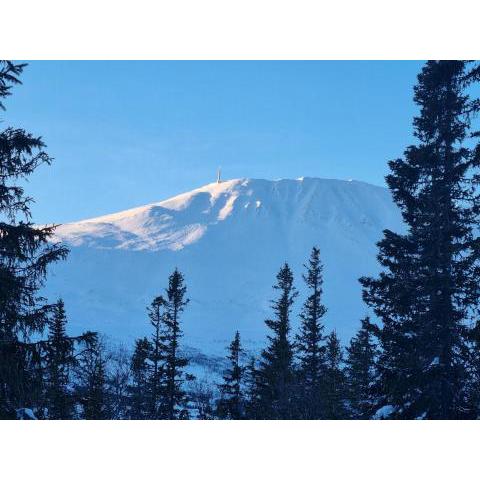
[216,167,222,184]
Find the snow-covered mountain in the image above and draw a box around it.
[45,177,403,355]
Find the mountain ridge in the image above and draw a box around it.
[53,176,397,252]
[45,176,403,355]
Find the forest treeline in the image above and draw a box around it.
[1,60,480,420]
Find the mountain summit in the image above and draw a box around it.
[47,177,403,354]
[54,177,399,250]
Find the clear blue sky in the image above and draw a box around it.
[3,61,423,224]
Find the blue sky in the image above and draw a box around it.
[3,61,423,223]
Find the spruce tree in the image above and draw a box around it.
[76,335,109,420]
[360,61,480,419]
[295,246,327,419]
[42,301,95,419]
[0,61,68,418]
[147,295,165,419]
[322,331,347,419]
[129,337,152,419]
[257,263,297,419]
[344,317,378,419]
[43,300,74,419]
[217,331,245,419]
[244,357,262,419]
[159,269,190,420]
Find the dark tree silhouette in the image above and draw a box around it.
[322,331,347,419]
[295,246,327,419]
[76,335,109,420]
[43,300,75,419]
[129,337,152,419]
[256,263,298,419]
[361,61,480,419]
[147,295,166,418]
[159,269,190,420]
[0,61,68,418]
[345,317,378,419]
[217,331,246,419]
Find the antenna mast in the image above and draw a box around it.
[216,167,222,184]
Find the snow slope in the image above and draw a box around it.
[46,177,403,355]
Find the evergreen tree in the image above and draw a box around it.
[147,295,165,419]
[244,357,262,420]
[360,61,480,419]
[295,246,327,419]
[76,335,109,420]
[217,331,245,419]
[257,263,298,419]
[345,317,378,419]
[0,61,68,418]
[43,300,74,419]
[129,337,152,419]
[159,269,190,420]
[322,331,347,419]
[42,301,94,419]
[133,269,191,420]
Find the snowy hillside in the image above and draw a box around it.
[45,177,403,355]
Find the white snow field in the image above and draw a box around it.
[45,177,403,355]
